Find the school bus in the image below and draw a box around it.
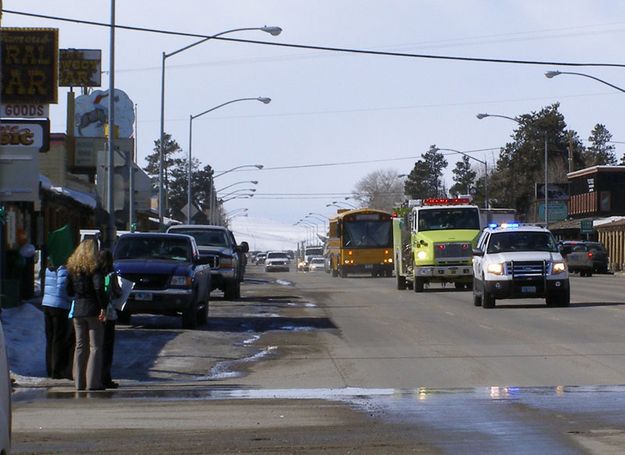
[326,208,394,277]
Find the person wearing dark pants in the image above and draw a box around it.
[66,239,107,391]
[99,249,122,389]
[41,260,74,379]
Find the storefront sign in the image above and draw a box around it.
[0,118,50,152]
[0,28,59,104]
[59,49,102,87]
[0,103,49,118]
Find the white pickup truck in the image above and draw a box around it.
[472,224,570,308]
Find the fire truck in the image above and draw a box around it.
[393,198,482,292]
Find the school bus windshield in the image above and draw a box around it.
[343,220,392,248]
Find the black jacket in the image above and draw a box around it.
[66,271,107,318]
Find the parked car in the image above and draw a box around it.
[255,252,267,265]
[585,241,609,273]
[297,259,309,272]
[113,233,211,329]
[167,225,248,300]
[308,256,326,272]
[0,319,11,455]
[265,251,291,272]
[559,241,594,277]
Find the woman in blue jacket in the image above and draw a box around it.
[41,258,74,379]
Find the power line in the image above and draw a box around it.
[4,9,625,68]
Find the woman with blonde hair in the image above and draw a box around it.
[66,239,107,391]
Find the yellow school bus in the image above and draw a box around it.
[327,208,394,278]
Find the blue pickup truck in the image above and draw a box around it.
[113,233,211,329]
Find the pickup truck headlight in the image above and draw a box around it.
[170,275,192,287]
[486,263,504,275]
[552,261,567,274]
[220,257,234,268]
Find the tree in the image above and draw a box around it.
[352,169,405,210]
[449,156,477,197]
[585,123,617,166]
[487,103,584,220]
[143,133,184,215]
[404,145,448,199]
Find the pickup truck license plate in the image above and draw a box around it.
[521,286,536,293]
[364,264,373,269]
[134,292,153,301]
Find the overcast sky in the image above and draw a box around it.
[5,1,625,247]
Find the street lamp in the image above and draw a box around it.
[477,113,549,226]
[326,202,351,209]
[434,147,488,209]
[545,71,625,94]
[214,164,264,179]
[329,200,357,209]
[209,164,263,223]
[218,188,257,199]
[216,180,258,193]
[159,26,281,228]
[307,212,328,227]
[187,98,269,223]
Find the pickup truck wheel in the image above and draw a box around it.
[196,300,209,326]
[396,274,406,290]
[224,280,238,300]
[547,290,570,307]
[331,266,338,277]
[473,279,482,306]
[340,267,347,278]
[482,289,495,309]
[116,310,131,324]
[234,281,241,299]
[182,300,199,329]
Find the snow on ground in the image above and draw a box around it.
[229,216,309,252]
[1,302,48,385]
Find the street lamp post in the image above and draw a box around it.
[306,212,328,231]
[216,180,258,193]
[210,164,263,222]
[477,113,550,226]
[187,98,270,224]
[219,188,257,199]
[545,71,625,94]
[434,147,489,209]
[159,26,281,229]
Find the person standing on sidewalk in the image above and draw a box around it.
[66,239,107,391]
[41,258,74,380]
[98,249,122,389]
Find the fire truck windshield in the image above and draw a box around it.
[418,207,480,232]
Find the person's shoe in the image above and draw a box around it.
[87,387,105,391]
[104,381,119,389]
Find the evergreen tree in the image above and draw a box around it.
[585,123,617,166]
[449,156,477,197]
[143,133,184,215]
[404,145,448,199]
[487,103,584,220]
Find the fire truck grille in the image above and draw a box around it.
[434,242,472,260]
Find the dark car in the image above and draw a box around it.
[167,225,248,300]
[559,241,594,277]
[113,233,211,329]
[585,241,609,273]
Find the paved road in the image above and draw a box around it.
[11,267,625,453]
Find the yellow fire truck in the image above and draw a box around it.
[393,198,482,292]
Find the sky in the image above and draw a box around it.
[4,1,625,250]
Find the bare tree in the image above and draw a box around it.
[353,169,405,211]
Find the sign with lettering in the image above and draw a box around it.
[59,49,102,87]
[0,28,59,104]
[0,103,49,118]
[0,118,50,152]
